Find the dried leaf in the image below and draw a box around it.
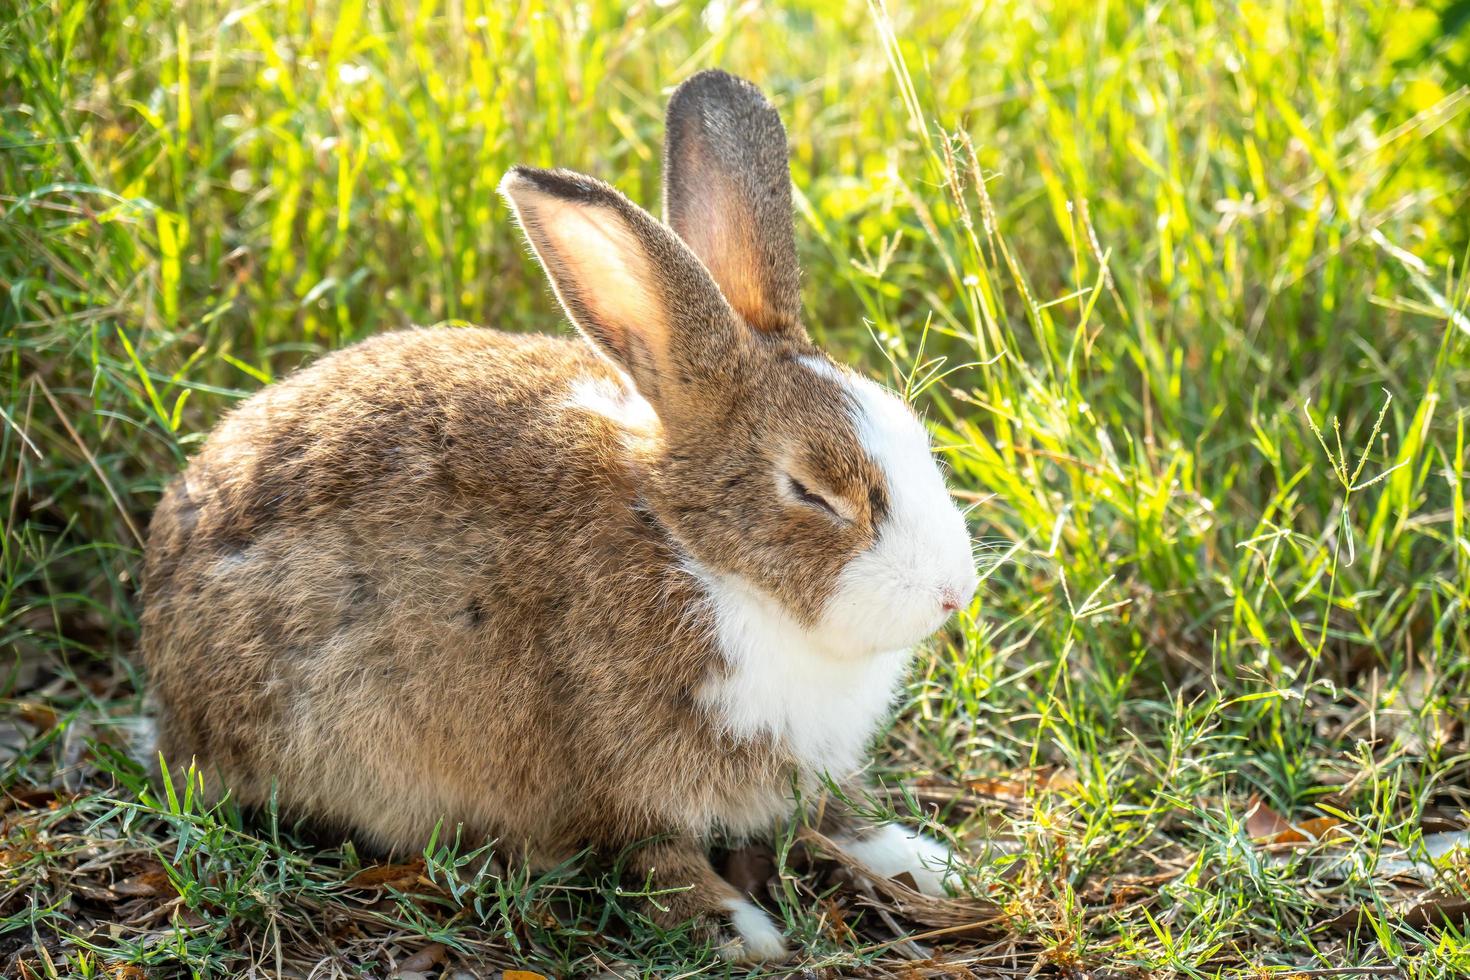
[1244,794,1293,840]
[398,943,446,973]
[964,777,1029,801]
[964,767,1078,802]
[1324,889,1470,932]
[347,859,424,890]
[69,880,119,902]
[1402,892,1470,927]
[819,896,856,944]
[112,868,173,898]
[1289,816,1347,842]
[101,964,147,980]
[14,702,59,731]
[1243,795,1345,844]
[172,909,208,930]
[2,785,60,813]
[503,972,548,980]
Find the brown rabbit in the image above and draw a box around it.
[140,70,978,961]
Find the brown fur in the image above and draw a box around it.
[141,71,902,956]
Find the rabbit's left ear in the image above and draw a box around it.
[499,166,746,412]
[663,70,806,342]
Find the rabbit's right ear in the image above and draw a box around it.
[500,166,742,409]
[663,70,805,341]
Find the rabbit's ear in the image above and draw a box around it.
[500,166,743,406]
[663,70,805,341]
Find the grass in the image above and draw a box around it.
[3,0,1469,975]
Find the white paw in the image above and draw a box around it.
[838,823,958,896]
[718,897,791,962]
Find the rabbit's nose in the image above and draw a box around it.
[940,577,978,613]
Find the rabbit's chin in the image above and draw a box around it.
[813,602,957,661]
[809,618,950,664]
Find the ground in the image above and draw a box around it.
[2,0,1469,977]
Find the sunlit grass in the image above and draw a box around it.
[2,0,1469,976]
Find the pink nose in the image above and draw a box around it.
[939,588,964,613]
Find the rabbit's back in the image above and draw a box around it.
[147,327,619,558]
[141,327,749,851]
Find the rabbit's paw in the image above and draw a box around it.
[713,898,790,963]
[839,823,957,896]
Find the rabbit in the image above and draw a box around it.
[140,69,979,962]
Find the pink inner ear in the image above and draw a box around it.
[523,190,671,367]
[677,163,780,334]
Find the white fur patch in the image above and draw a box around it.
[720,897,790,962]
[688,363,975,832]
[838,823,956,896]
[563,374,657,432]
[801,357,978,657]
[692,566,912,801]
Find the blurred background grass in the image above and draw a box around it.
[3,0,1470,975]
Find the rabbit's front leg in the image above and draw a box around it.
[820,795,958,897]
[627,836,790,963]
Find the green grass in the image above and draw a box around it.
[3,0,1470,975]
